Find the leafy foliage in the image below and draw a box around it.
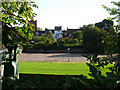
[102,29,119,55]
[2,1,38,47]
[102,1,120,22]
[102,1,120,55]
[24,36,53,50]
[82,25,105,53]
[2,76,61,89]
[46,31,56,42]
[95,19,114,32]
[72,31,83,44]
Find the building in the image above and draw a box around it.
[35,26,82,40]
[45,26,62,40]
[54,26,62,40]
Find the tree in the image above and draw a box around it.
[101,1,120,80]
[82,25,105,53]
[95,19,113,32]
[102,29,119,55]
[102,1,120,55]
[63,37,73,44]
[103,1,120,22]
[72,31,83,43]
[46,31,56,42]
[2,1,38,47]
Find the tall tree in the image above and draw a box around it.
[82,25,105,53]
[2,1,38,47]
[95,19,113,32]
[102,1,120,55]
[103,1,120,32]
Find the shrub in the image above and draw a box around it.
[83,26,105,53]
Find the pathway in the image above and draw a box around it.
[19,53,106,63]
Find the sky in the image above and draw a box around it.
[33,0,119,30]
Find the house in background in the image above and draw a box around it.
[54,26,62,40]
[45,26,62,40]
[33,24,82,41]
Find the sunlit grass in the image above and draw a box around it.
[19,62,113,78]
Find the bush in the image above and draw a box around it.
[50,42,59,50]
[72,31,83,44]
[83,26,105,53]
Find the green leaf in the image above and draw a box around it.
[102,40,104,43]
[32,4,38,8]
[86,63,97,76]
[2,1,38,47]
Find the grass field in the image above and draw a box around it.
[19,62,113,77]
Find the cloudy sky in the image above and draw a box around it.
[33,0,119,30]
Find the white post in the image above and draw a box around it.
[67,48,70,62]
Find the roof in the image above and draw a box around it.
[55,26,62,30]
[67,28,81,31]
[62,30,67,32]
[38,31,45,33]
[51,30,54,34]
